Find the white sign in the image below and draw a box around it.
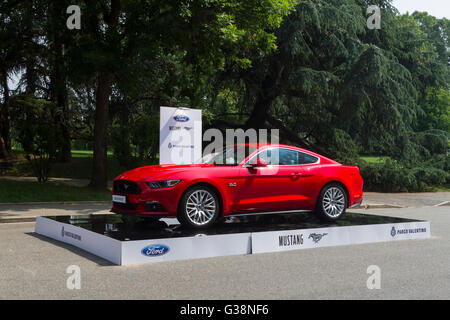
[251,221,431,254]
[121,233,251,265]
[112,195,126,203]
[35,216,251,266]
[35,217,122,265]
[159,107,202,164]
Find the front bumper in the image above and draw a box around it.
[111,180,186,217]
[111,199,171,216]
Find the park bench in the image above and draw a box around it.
[0,161,13,175]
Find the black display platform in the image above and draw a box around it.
[44,212,418,240]
[35,212,430,265]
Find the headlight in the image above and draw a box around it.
[146,180,181,189]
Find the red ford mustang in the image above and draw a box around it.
[111,144,364,228]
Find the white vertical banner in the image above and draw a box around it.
[159,107,202,164]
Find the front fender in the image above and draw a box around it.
[180,178,233,216]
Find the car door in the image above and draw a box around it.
[236,147,310,213]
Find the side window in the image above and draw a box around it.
[279,149,299,165]
[248,148,318,165]
[298,151,318,164]
[252,148,279,165]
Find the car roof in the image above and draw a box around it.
[231,143,311,153]
[226,143,331,161]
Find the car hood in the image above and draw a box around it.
[114,164,213,182]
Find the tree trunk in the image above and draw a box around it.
[244,60,280,129]
[50,42,71,162]
[90,72,114,190]
[25,59,37,95]
[53,82,71,162]
[245,96,271,129]
[49,2,71,163]
[59,93,72,162]
[0,71,12,159]
[89,0,121,190]
[266,114,333,158]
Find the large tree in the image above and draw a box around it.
[0,1,27,159]
[208,0,448,163]
[68,0,296,189]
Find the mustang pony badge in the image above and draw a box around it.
[308,233,328,243]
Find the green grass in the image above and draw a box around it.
[71,150,113,158]
[0,180,111,203]
[423,184,450,192]
[6,149,149,180]
[49,154,125,180]
[360,156,389,164]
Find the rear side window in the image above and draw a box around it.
[298,152,318,164]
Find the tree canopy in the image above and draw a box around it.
[0,0,449,191]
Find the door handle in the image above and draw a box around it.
[291,172,302,176]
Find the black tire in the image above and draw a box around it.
[178,185,220,229]
[315,183,348,222]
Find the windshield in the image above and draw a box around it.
[198,146,257,165]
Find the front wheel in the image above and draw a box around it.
[178,186,220,229]
[316,183,347,221]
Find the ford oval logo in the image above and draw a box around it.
[141,244,170,257]
[173,115,189,122]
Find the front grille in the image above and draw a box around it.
[145,201,166,212]
[113,180,141,194]
[114,202,138,211]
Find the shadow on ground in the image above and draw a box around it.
[25,232,115,266]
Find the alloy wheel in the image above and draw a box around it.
[185,190,217,225]
[322,187,345,217]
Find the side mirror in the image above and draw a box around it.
[249,158,267,168]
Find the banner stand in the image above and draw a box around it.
[159,106,202,165]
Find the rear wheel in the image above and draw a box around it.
[178,185,220,228]
[316,183,347,221]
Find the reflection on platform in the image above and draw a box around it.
[45,212,418,241]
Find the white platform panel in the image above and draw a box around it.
[35,216,430,266]
[121,233,252,265]
[35,216,122,265]
[251,221,430,254]
[35,216,251,265]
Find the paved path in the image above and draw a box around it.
[363,191,449,208]
[0,206,448,299]
[0,203,112,223]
